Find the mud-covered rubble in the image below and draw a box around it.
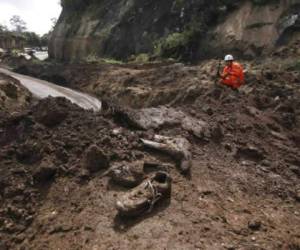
[1,96,195,249]
[0,73,32,113]
[0,55,300,248]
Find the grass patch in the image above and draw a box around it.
[129,53,150,63]
[153,28,200,60]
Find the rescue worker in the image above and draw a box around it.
[219,54,244,89]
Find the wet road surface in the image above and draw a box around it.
[0,68,102,111]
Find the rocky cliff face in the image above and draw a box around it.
[49,0,300,61]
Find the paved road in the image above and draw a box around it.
[0,68,102,111]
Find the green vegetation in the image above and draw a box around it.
[131,53,150,63]
[154,28,200,60]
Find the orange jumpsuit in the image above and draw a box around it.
[221,62,244,89]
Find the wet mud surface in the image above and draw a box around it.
[0,54,300,249]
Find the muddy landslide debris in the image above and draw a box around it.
[0,56,300,249]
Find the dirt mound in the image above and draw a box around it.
[31,97,79,127]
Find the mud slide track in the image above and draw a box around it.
[0,67,102,111]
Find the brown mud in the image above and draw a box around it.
[0,48,300,249]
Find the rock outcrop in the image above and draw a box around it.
[50,0,300,61]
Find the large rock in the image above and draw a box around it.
[114,106,209,139]
[119,107,185,130]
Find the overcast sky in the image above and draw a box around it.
[0,0,62,35]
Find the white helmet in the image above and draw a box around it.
[224,54,234,61]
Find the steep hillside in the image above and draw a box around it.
[49,0,300,61]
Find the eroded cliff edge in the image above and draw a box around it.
[49,0,300,61]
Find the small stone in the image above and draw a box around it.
[261,159,271,166]
[202,105,213,116]
[295,190,300,202]
[49,224,73,234]
[33,164,57,183]
[13,233,25,243]
[224,143,232,151]
[112,128,122,136]
[245,106,260,117]
[290,165,300,177]
[25,216,34,225]
[84,226,94,231]
[248,220,261,231]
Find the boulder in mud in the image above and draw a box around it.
[32,97,71,127]
[115,106,185,130]
[84,145,109,173]
[114,106,210,140]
